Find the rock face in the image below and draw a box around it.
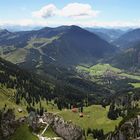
[0,109,26,139]
[33,113,85,140]
[52,116,84,140]
[107,115,140,140]
[0,109,17,139]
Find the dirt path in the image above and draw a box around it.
[33,118,62,140]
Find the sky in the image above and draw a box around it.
[0,0,140,28]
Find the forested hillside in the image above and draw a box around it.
[107,43,140,71]
[0,57,53,104]
[113,28,140,48]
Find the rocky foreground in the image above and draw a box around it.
[107,115,140,140]
[1,109,140,140]
[0,109,85,140]
[31,112,85,140]
[0,109,26,139]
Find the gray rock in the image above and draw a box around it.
[32,113,85,140]
[106,115,140,140]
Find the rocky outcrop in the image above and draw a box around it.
[32,113,85,140]
[52,116,84,140]
[0,109,26,139]
[106,115,140,140]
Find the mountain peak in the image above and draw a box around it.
[69,25,82,29]
[0,29,11,34]
[39,25,83,33]
[0,29,11,37]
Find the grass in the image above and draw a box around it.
[0,61,139,140]
[0,91,58,118]
[76,63,140,79]
[130,83,140,88]
[59,105,122,134]
[0,87,59,139]
[90,64,121,74]
[0,86,27,118]
[0,84,122,134]
[10,124,38,140]
[0,84,58,118]
[120,73,140,80]
[26,36,60,49]
[76,63,140,86]
[0,45,16,55]
[0,86,122,139]
[43,126,58,138]
[3,48,28,64]
[76,63,121,77]
[0,63,129,139]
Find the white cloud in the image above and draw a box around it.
[59,3,99,19]
[32,4,57,18]
[32,3,99,19]
[1,3,140,29]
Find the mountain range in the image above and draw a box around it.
[1,26,140,73]
[108,42,140,71]
[85,27,127,43]
[0,25,116,75]
[113,28,140,48]
[1,25,140,107]
[1,25,140,140]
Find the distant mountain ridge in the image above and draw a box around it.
[113,28,140,48]
[0,25,116,69]
[107,43,140,71]
[85,28,126,43]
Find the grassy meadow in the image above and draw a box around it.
[10,124,38,140]
[59,105,122,134]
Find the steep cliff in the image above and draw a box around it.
[0,109,26,139]
[107,115,140,140]
[31,112,85,140]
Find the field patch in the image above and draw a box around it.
[59,105,122,133]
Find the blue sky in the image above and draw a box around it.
[0,0,140,28]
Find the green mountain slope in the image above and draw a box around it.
[0,57,54,109]
[0,25,116,68]
[113,28,140,48]
[0,57,114,109]
[108,43,140,71]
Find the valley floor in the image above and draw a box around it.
[59,105,122,133]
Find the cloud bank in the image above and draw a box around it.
[32,3,100,19]
[0,3,140,28]
[1,19,140,29]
